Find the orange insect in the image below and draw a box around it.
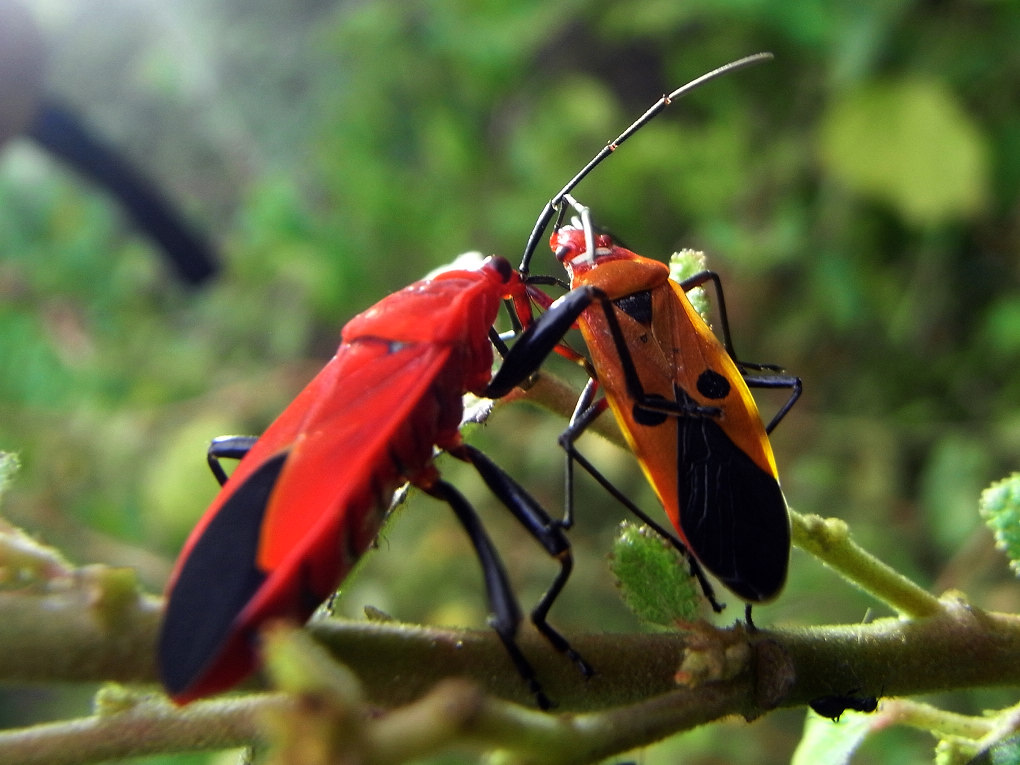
[493,126,799,610]
[525,196,798,604]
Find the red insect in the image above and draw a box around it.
[158,257,585,707]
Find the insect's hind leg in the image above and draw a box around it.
[676,270,802,434]
[557,382,725,614]
[426,476,552,709]
[740,370,802,434]
[458,444,593,682]
[565,433,726,614]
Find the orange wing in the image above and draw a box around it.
[573,247,788,602]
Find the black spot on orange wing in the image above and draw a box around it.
[632,393,670,426]
[696,369,730,400]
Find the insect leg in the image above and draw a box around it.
[206,435,258,486]
[739,371,802,434]
[497,276,570,345]
[677,270,802,434]
[556,381,725,613]
[458,443,593,681]
[425,476,552,709]
[560,377,602,530]
[677,270,742,359]
[485,286,599,398]
[488,326,511,358]
[745,603,757,632]
[678,269,787,370]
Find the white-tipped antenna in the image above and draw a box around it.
[561,193,596,266]
[520,52,773,273]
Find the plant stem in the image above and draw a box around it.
[790,512,944,618]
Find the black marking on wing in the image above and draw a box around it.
[696,369,730,400]
[632,393,670,426]
[614,291,653,325]
[675,406,789,602]
[158,452,286,696]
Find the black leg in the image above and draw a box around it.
[458,444,593,680]
[556,396,725,614]
[425,477,551,709]
[559,377,602,530]
[488,326,511,358]
[739,371,802,434]
[206,435,258,486]
[485,286,600,399]
[677,270,802,434]
[565,448,725,614]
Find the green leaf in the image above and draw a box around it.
[792,710,875,765]
[609,521,702,626]
[979,473,1020,576]
[818,78,989,226]
[669,249,710,322]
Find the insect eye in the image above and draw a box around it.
[489,256,514,283]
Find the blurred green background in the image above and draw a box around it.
[1,0,1018,762]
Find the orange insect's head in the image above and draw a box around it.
[550,225,615,276]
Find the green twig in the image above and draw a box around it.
[790,512,943,618]
[0,692,282,765]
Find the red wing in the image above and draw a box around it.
[160,341,455,703]
[167,355,343,567]
[254,340,452,579]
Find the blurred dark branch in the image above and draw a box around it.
[26,100,218,285]
[0,0,218,286]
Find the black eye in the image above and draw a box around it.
[488,256,513,282]
[696,369,730,400]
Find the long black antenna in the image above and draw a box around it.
[519,52,773,274]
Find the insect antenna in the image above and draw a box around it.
[520,52,773,274]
